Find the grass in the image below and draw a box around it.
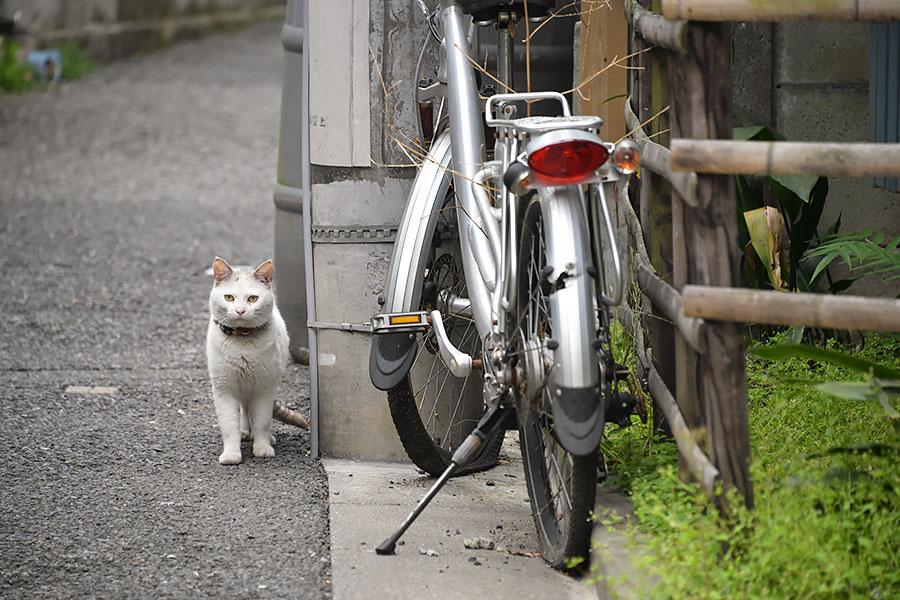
[0,37,34,92]
[596,326,900,599]
[58,42,97,80]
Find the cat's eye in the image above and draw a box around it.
[224,294,234,302]
[247,295,259,303]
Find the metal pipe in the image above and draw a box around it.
[440,2,492,336]
[298,0,319,458]
[471,162,503,286]
[594,183,624,306]
[497,20,513,92]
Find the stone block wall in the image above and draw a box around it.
[733,21,900,297]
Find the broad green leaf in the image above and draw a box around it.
[771,174,819,204]
[733,123,781,142]
[751,343,900,380]
[876,389,900,419]
[804,229,900,283]
[787,177,829,274]
[809,249,838,283]
[733,126,767,141]
[814,381,876,401]
[785,325,805,345]
[744,207,787,289]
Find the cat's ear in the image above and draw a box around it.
[253,260,275,287]
[212,257,233,285]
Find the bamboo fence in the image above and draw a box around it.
[617,0,900,512]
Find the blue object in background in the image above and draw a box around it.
[26,49,62,82]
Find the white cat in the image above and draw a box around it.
[206,257,291,465]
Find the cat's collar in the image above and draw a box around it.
[214,318,267,337]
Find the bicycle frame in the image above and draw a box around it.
[374,1,628,396]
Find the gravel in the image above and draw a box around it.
[0,21,331,599]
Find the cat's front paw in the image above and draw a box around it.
[219,450,243,465]
[252,442,275,458]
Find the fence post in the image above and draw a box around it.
[670,20,753,509]
[632,0,677,438]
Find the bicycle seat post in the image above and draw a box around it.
[497,10,515,93]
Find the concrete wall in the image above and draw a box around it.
[308,0,423,461]
[3,0,283,61]
[733,21,900,297]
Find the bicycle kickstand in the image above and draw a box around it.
[375,403,515,555]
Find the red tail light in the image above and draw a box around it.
[527,140,609,185]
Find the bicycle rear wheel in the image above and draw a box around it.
[386,188,502,477]
[515,196,598,569]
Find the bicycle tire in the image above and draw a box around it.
[386,185,502,478]
[515,196,598,569]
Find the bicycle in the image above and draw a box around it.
[368,0,640,569]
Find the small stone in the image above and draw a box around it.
[485,479,495,486]
[418,548,439,557]
[463,537,495,550]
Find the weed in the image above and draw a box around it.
[0,36,33,92]
[58,42,96,80]
[599,332,900,599]
[0,38,95,94]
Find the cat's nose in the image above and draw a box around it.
[235,307,246,316]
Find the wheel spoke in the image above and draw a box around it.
[386,161,500,478]
[441,319,477,447]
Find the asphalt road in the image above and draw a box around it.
[0,21,331,599]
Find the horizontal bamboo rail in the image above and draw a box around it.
[682,286,900,333]
[625,100,699,206]
[670,139,900,177]
[661,0,900,22]
[625,0,687,53]
[639,348,719,496]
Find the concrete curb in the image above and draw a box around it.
[33,7,285,63]
[590,484,649,599]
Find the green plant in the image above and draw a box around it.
[753,342,900,439]
[805,228,900,293]
[734,125,835,293]
[58,42,96,80]
[597,334,900,599]
[0,36,34,92]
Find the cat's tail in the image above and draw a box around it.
[273,401,310,430]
